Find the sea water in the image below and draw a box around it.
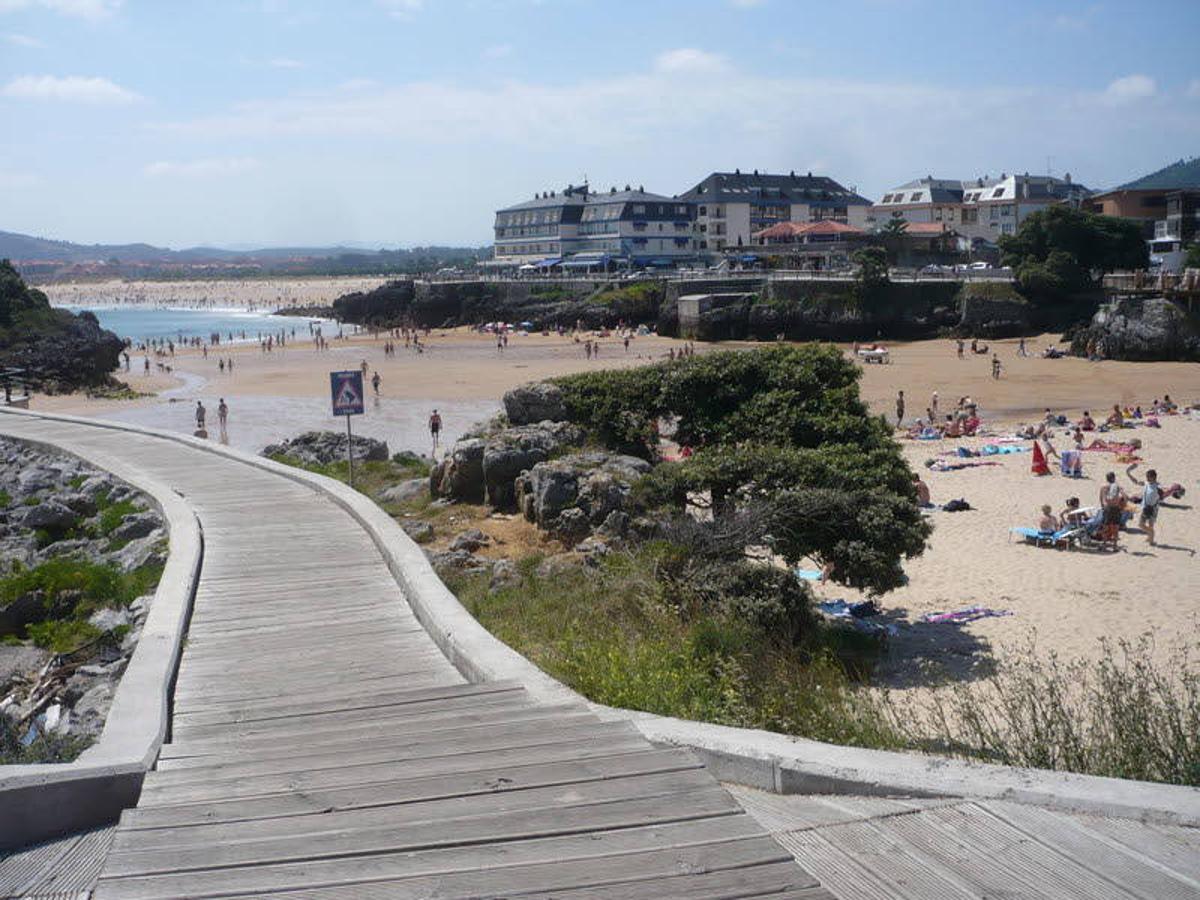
[57,305,333,345]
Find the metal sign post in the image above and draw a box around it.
[329,370,365,488]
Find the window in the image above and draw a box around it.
[633,204,646,214]
[699,239,708,249]
[674,237,690,246]
[677,205,689,215]
[992,187,1005,198]
[881,194,893,204]
[910,193,922,202]
[699,205,707,215]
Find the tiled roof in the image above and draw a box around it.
[753,220,864,238]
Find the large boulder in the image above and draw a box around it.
[515,451,650,532]
[503,382,568,425]
[22,499,79,531]
[481,422,584,510]
[1070,296,1200,362]
[262,431,389,467]
[431,438,486,503]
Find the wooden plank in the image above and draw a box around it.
[157,700,583,761]
[880,803,1137,900]
[105,790,743,877]
[146,719,627,788]
[982,801,1200,900]
[1063,812,1200,885]
[774,826,977,900]
[138,731,651,806]
[121,749,702,830]
[159,839,801,900]
[93,817,772,900]
[156,707,594,769]
[112,769,722,852]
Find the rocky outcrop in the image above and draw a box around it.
[503,382,567,425]
[431,420,585,510]
[0,260,124,393]
[0,436,164,755]
[262,431,389,467]
[1070,296,1200,362]
[514,451,652,545]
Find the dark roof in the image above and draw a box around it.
[1115,157,1200,192]
[680,171,871,207]
[587,188,679,205]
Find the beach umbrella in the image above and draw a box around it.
[1030,442,1050,476]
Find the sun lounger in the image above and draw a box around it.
[1010,526,1082,549]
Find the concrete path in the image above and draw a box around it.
[0,415,824,899]
[730,786,1200,900]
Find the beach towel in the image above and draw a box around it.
[796,568,823,582]
[919,605,1013,624]
[929,460,1002,472]
[1030,442,1050,476]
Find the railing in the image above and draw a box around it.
[419,268,1015,286]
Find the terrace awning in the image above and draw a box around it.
[533,257,563,267]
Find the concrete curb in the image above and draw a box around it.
[0,418,202,850]
[4,407,1199,829]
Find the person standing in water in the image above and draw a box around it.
[217,398,229,442]
[429,409,443,454]
[195,401,207,435]
[372,370,382,396]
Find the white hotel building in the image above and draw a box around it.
[872,173,1091,243]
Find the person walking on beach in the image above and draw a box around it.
[217,398,228,441]
[195,401,207,435]
[429,409,443,453]
[956,339,964,359]
[930,391,939,420]
[1017,337,1027,357]
[895,390,905,427]
[227,357,234,373]
[143,357,150,376]
[1127,466,1161,547]
[372,370,382,396]
[991,354,1002,379]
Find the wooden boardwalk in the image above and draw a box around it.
[730,786,1200,900]
[1,415,823,899]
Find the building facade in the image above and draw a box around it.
[492,185,696,267]
[680,171,872,253]
[873,173,1090,243]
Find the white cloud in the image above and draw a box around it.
[1187,79,1200,99]
[483,43,512,59]
[268,57,305,69]
[1102,73,1156,105]
[3,31,45,47]
[377,0,422,19]
[2,74,139,104]
[144,158,261,178]
[654,48,728,74]
[0,0,121,20]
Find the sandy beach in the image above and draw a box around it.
[34,321,1200,702]
[41,277,390,311]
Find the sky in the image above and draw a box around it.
[1,0,1198,249]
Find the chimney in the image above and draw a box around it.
[638,185,644,192]
[790,170,795,178]
[1065,172,1071,184]
[735,168,741,175]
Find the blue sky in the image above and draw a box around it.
[1,0,1198,248]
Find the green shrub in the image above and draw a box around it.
[98,499,137,536]
[0,715,91,764]
[27,618,102,652]
[0,489,10,508]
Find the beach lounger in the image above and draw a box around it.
[1010,526,1082,549]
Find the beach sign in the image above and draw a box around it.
[330,370,365,416]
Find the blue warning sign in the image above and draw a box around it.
[330,370,365,416]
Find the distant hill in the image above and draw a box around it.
[1115,157,1200,192]
[0,229,481,265]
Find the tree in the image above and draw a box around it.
[1185,244,1200,270]
[999,205,1147,297]
[852,246,889,310]
[878,218,909,264]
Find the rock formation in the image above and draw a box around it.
[1070,296,1200,362]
